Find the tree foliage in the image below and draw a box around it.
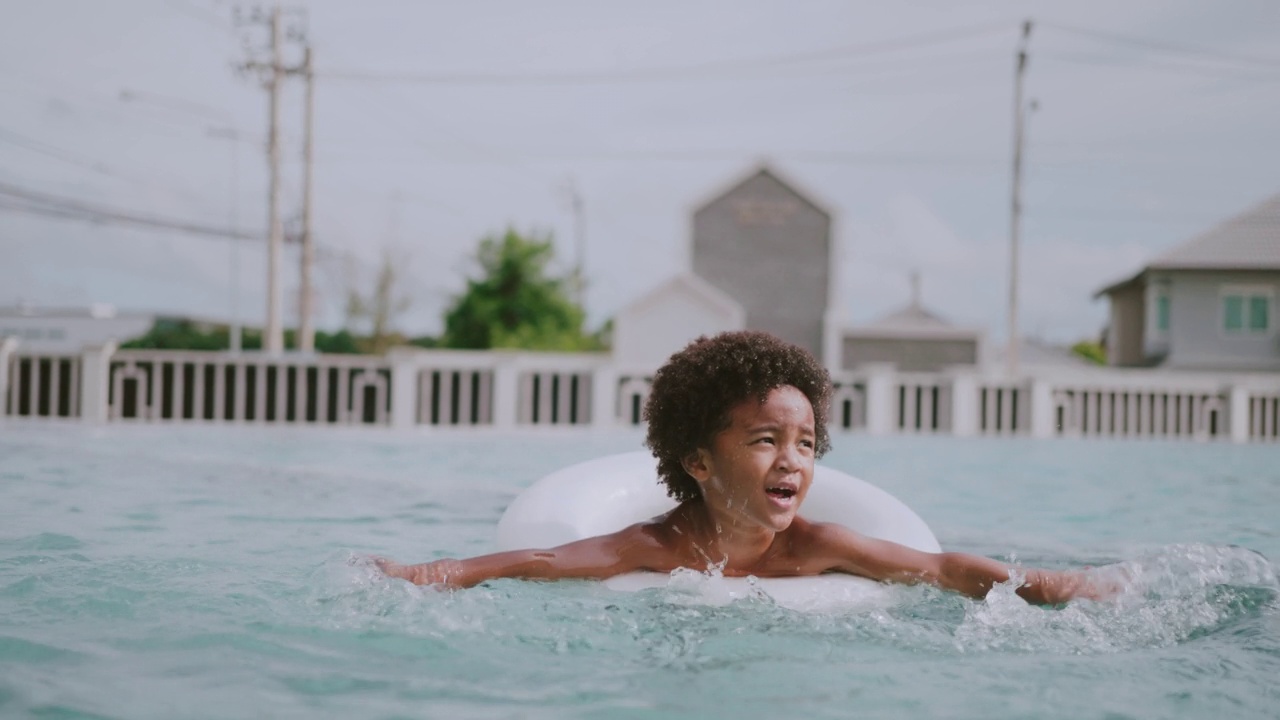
[442,228,601,351]
[120,320,366,354]
[1071,340,1107,365]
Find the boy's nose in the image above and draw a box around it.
[775,443,802,471]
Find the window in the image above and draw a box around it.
[1222,286,1272,333]
[1156,294,1170,332]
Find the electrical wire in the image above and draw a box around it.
[0,180,257,241]
[1042,21,1280,71]
[321,22,1014,85]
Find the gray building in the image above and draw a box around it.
[841,277,983,372]
[691,166,833,360]
[0,304,156,353]
[1097,193,1280,371]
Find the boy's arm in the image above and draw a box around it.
[376,525,657,589]
[814,524,1111,605]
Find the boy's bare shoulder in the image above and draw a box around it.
[783,518,871,563]
[788,516,860,544]
[605,514,687,560]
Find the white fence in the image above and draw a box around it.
[3,339,1278,443]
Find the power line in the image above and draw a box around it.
[0,180,256,241]
[311,146,1003,169]
[321,22,1014,85]
[1041,51,1280,83]
[1042,21,1280,71]
[0,127,122,179]
[0,125,233,207]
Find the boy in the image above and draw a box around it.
[378,331,1112,604]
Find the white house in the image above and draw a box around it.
[611,272,746,372]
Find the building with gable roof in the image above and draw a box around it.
[690,165,835,362]
[612,164,838,371]
[1096,193,1280,371]
[840,274,984,372]
[610,272,745,372]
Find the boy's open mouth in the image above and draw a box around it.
[766,486,797,499]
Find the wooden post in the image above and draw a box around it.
[1028,377,1056,439]
[388,348,418,429]
[0,337,16,417]
[948,371,978,437]
[591,364,617,427]
[862,363,896,436]
[1227,385,1251,444]
[79,342,117,424]
[492,352,519,428]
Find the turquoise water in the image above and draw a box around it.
[1,422,1277,719]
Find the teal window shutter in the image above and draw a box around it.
[1224,295,1244,331]
[1156,295,1170,331]
[1248,296,1269,331]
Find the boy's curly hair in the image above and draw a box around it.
[643,330,832,502]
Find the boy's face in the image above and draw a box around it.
[685,385,817,534]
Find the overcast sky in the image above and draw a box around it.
[2,0,1278,343]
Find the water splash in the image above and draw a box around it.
[662,561,771,607]
[954,544,1278,654]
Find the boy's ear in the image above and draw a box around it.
[681,449,713,484]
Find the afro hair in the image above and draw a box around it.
[642,330,832,502]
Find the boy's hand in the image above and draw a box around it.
[1032,567,1129,603]
[1071,566,1131,601]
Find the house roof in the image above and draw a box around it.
[865,303,953,331]
[1149,193,1280,271]
[844,275,980,340]
[1095,192,1280,297]
[619,271,745,322]
[689,162,835,221]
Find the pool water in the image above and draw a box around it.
[1,422,1277,719]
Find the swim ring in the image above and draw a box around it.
[496,451,940,610]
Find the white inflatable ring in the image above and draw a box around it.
[496,451,940,610]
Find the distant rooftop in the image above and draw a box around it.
[1098,193,1280,295]
[847,273,979,340]
[1150,192,1280,271]
[994,338,1097,369]
[0,303,135,319]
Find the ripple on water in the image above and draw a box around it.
[1,533,84,552]
[0,636,83,664]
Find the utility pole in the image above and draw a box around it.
[298,45,316,353]
[1006,19,1033,377]
[264,6,285,354]
[237,4,307,355]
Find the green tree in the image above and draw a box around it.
[443,228,600,351]
[1071,340,1107,365]
[122,319,367,354]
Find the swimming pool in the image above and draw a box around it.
[1,422,1277,719]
